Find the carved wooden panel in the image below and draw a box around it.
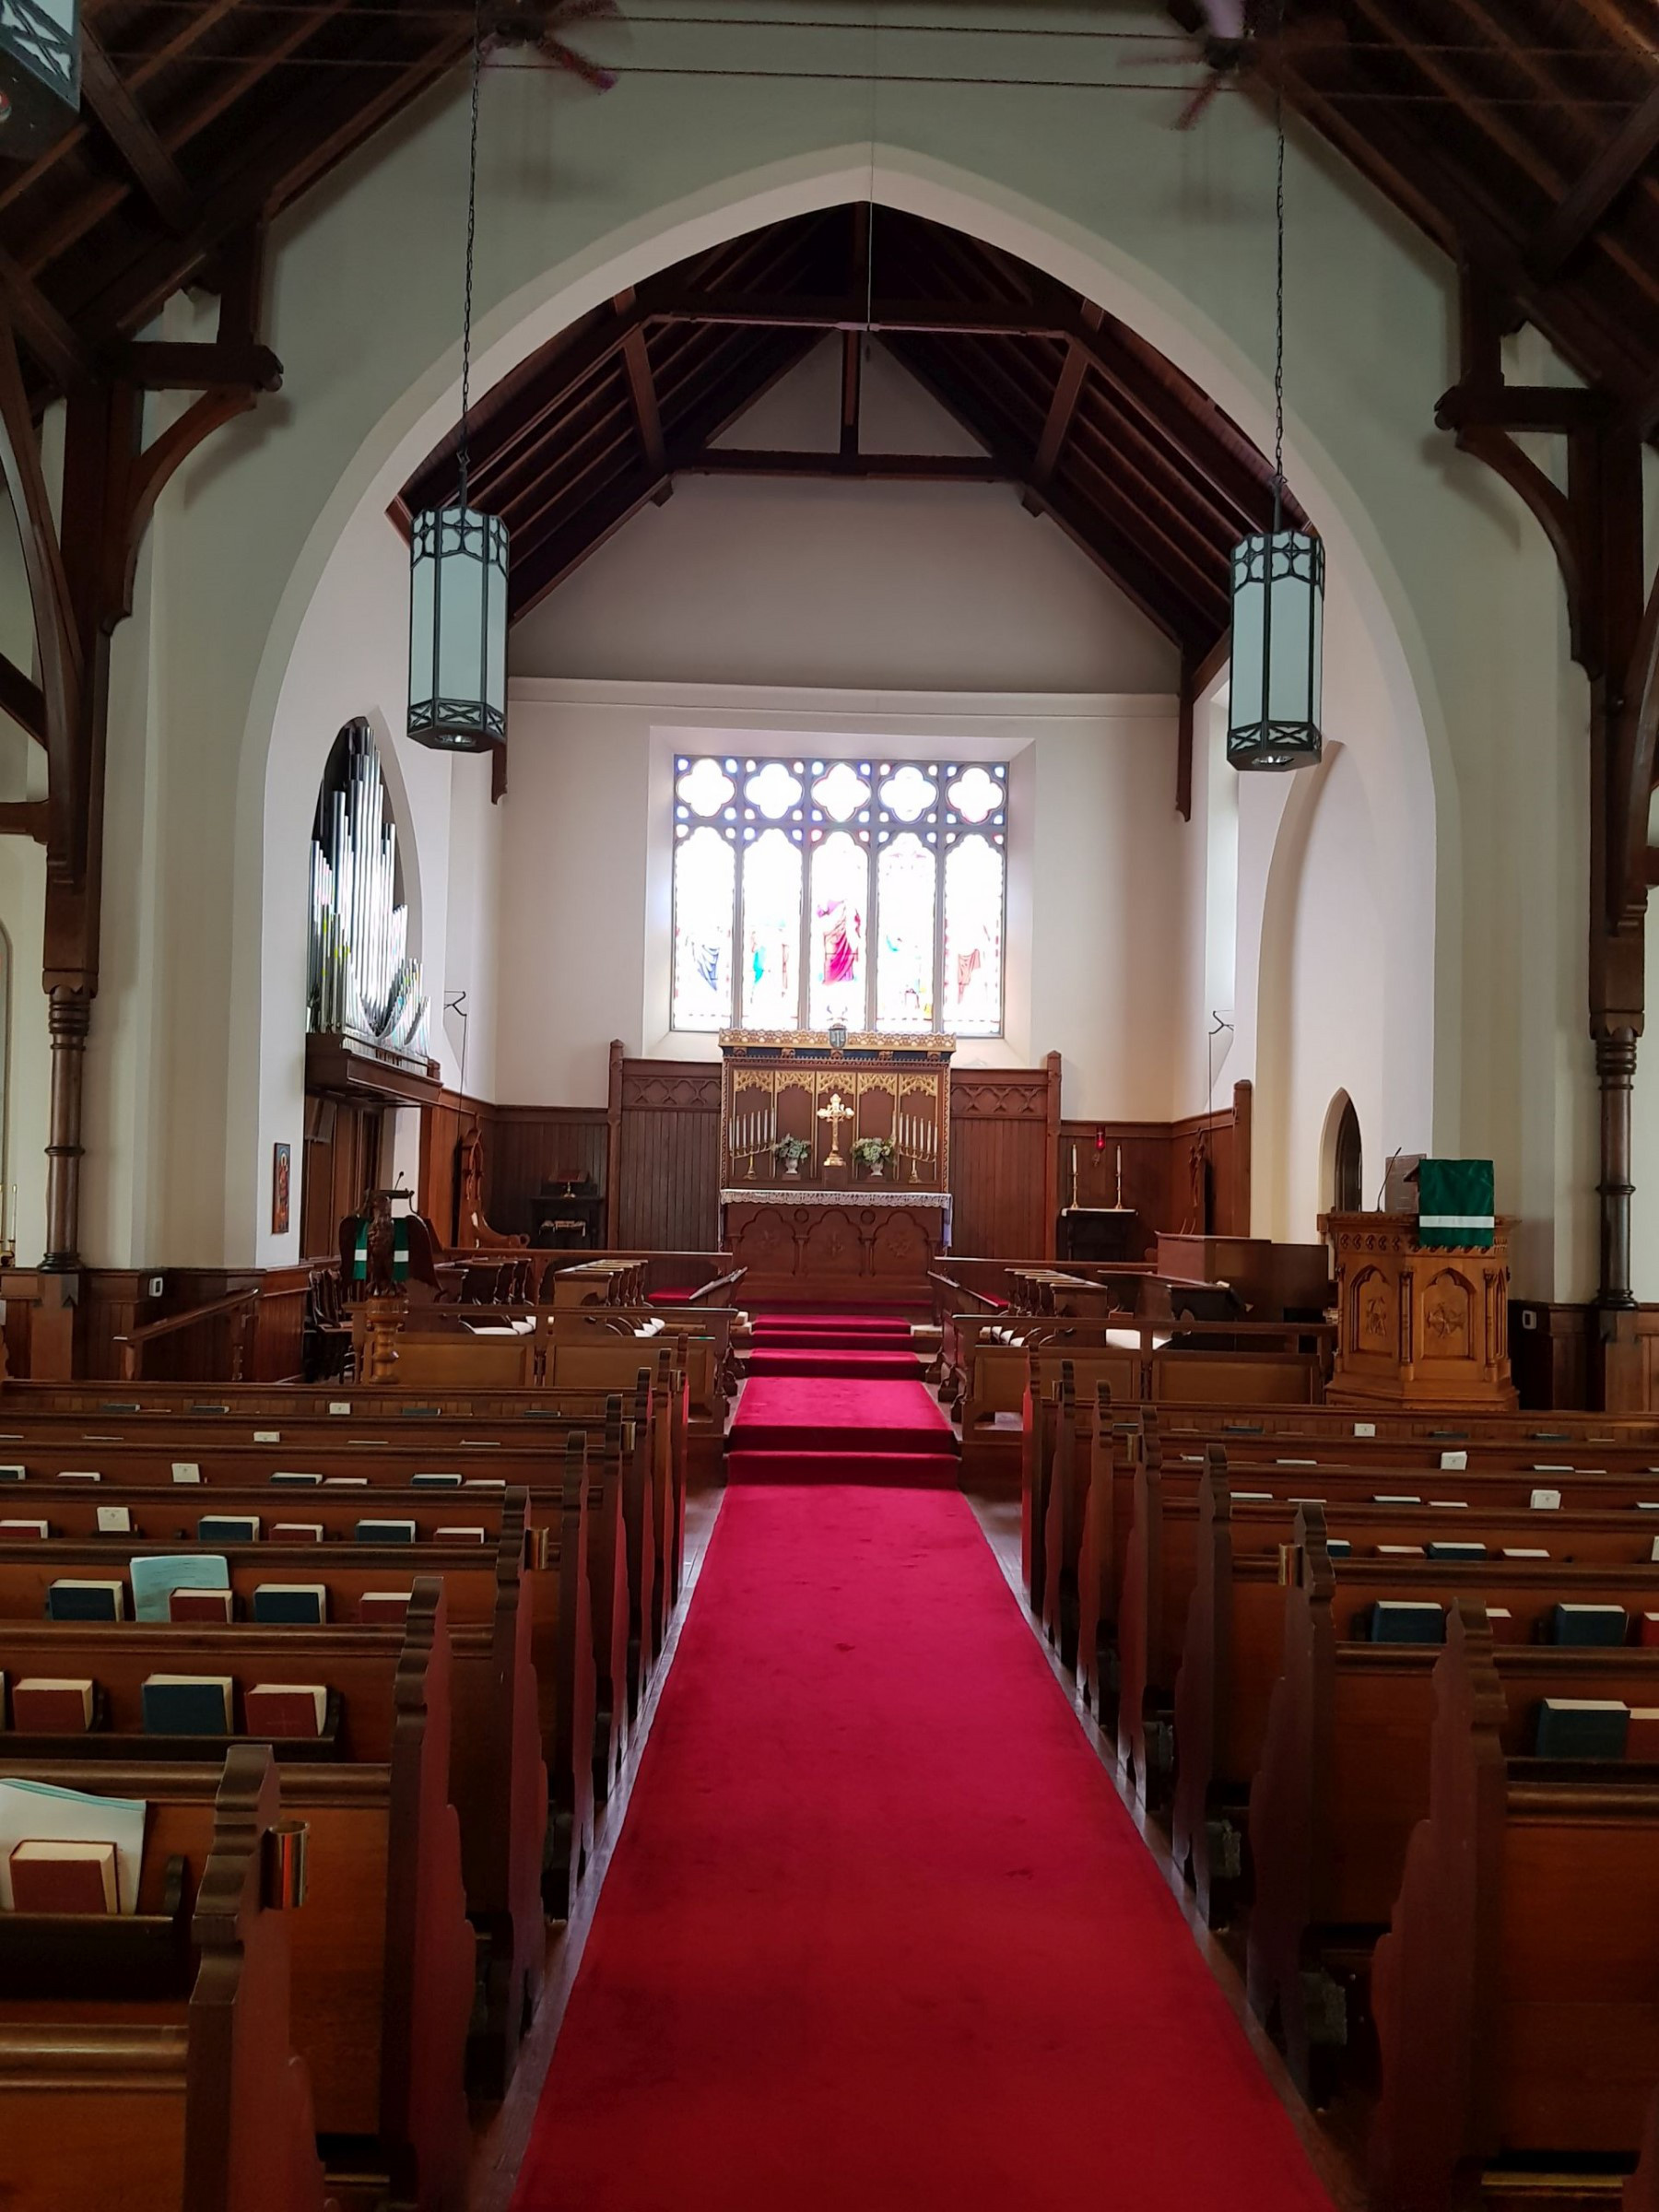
[949,1068,1053,1260]
[617,1061,721,1252]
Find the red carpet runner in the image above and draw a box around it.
[511,1483,1335,2210]
[728,1313,955,1484]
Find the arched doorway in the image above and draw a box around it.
[1333,1095,1364,1213]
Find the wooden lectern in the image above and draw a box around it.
[1320,1211,1517,1410]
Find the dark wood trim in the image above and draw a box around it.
[112,340,283,393]
[0,654,45,747]
[78,27,197,236]
[1532,82,1659,283]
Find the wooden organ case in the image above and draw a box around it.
[718,1032,954,1303]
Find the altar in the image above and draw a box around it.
[718,1030,953,1304]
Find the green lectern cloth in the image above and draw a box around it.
[1416,1159,1495,1251]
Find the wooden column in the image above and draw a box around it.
[605,1038,625,1247]
[1595,1026,1638,1311]
[42,985,90,1272]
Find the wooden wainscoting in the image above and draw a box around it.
[612,1053,723,1253]
[948,1058,1062,1262]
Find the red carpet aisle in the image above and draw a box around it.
[727,1312,957,1485]
[510,1485,1335,2211]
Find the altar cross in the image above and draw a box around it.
[817,1088,854,1167]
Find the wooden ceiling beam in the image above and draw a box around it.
[616,289,668,483]
[77,28,197,236]
[1030,305,1100,492]
[0,801,51,844]
[1436,382,1610,432]
[1534,82,1659,282]
[678,449,1010,482]
[0,653,45,747]
[112,340,284,394]
[0,251,91,390]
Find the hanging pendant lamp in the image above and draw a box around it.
[1228,30,1324,773]
[408,3,509,755]
[0,0,79,156]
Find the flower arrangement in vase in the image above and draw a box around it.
[852,1136,893,1180]
[773,1136,811,1178]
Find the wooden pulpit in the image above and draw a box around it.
[1320,1211,1517,1410]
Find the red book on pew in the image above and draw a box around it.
[10,1679,95,1732]
[8,1840,117,1914]
[0,1519,47,1540]
[243,1684,327,1740]
[170,1588,234,1623]
[359,1590,412,1626]
[1640,1613,1659,1648]
[1627,1709,1659,1760]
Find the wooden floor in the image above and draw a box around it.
[465,1476,1369,2212]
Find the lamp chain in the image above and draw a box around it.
[456,0,485,513]
[1271,0,1286,535]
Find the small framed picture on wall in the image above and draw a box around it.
[272,1141,291,1236]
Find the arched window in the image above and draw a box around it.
[671,753,1006,1037]
[1334,1097,1363,1213]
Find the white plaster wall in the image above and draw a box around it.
[498,680,1182,1115]
[53,7,1594,1290]
[512,342,1180,694]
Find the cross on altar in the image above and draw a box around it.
[816,1089,854,1167]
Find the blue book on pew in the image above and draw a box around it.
[410,1473,463,1488]
[1550,1604,1628,1647]
[354,1518,416,1545]
[46,1578,125,1621]
[269,1472,323,1487]
[130,1554,229,1624]
[1534,1698,1630,1759]
[252,1583,328,1625]
[1365,1600,1445,1644]
[1427,1541,1488,1560]
[197,1514,260,1544]
[1325,1538,1351,1559]
[141,1675,233,1735]
[0,1466,25,1482]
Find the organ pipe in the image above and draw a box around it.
[307,721,430,1059]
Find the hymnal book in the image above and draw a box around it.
[1641,1613,1659,1648]
[1373,1495,1422,1506]
[436,1526,487,1545]
[96,1506,132,1535]
[1534,1698,1630,1759]
[0,1519,48,1540]
[271,1523,324,1544]
[169,1588,234,1624]
[46,1578,125,1622]
[0,1466,25,1481]
[1439,1450,1469,1471]
[170,1463,202,1485]
[11,1678,95,1732]
[1428,1500,1470,1510]
[322,1477,369,1488]
[1627,1708,1659,1759]
[7,1839,118,1914]
[196,1514,260,1545]
[1503,1547,1550,1559]
[1652,1536,1659,1564]
[1325,1538,1352,1559]
[1366,1601,1445,1644]
[1530,1488,1563,1510]
[1352,1422,1376,1437]
[130,1553,229,1624]
[465,1478,507,1490]
[1232,1491,1272,1503]
[243,1684,327,1739]
[253,1431,280,1444]
[56,1471,100,1484]
[141,1676,233,1735]
[1426,1541,1487,1560]
[1275,1458,1318,1468]
[354,1518,416,1545]
[1376,1544,1426,1558]
[252,1583,326,1626]
[1287,1496,1327,1506]
[359,1590,413,1625]
[1533,1465,1573,1475]
[411,1472,464,1488]
[269,1472,324,1488]
[1550,1603,1629,1647]
[0,1778,144,1912]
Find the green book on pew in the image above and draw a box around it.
[1550,1603,1628,1647]
[1427,1541,1488,1560]
[354,1518,416,1545]
[1534,1698,1629,1759]
[252,1583,327,1625]
[46,1578,125,1621]
[1365,1600,1445,1644]
[141,1675,233,1735]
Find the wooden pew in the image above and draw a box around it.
[1246,1513,1659,2106]
[1627,2090,1659,2212]
[0,1527,544,2101]
[1170,1462,1659,1924]
[0,1605,474,2202]
[1371,1603,1659,2211]
[0,1744,335,2212]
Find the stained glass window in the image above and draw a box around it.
[669,753,1006,1036]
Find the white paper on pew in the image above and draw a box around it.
[0,1777,146,1912]
[253,1431,280,1444]
[171,1463,201,1484]
[131,1553,229,1622]
[328,1403,351,1416]
[1439,1451,1468,1470]
[96,1506,132,1534]
[1276,1458,1318,1467]
[1530,1488,1562,1510]
[1352,1422,1376,1437]
[1651,1537,1659,1563]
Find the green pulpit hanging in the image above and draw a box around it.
[1416,1159,1495,1251]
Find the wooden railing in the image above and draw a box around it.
[113,1287,261,1382]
